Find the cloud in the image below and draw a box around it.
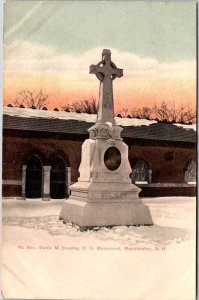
[4,40,196,78]
[4,2,43,38]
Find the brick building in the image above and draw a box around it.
[2,107,196,199]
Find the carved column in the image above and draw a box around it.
[148,169,152,183]
[43,166,51,201]
[66,167,71,197]
[22,165,27,199]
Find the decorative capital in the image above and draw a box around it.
[88,123,123,140]
[43,166,51,172]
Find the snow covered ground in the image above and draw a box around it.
[2,197,196,300]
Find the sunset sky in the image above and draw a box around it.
[3,1,196,113]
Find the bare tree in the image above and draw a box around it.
[62,97,97,114]
[122,101,196,124]
[153,101,176,122]
[133,106,152,119]
[12,90,194,124]
[120,106,152,119]
[12,89,49,109]
[177,104,196,124]
[121,108,129,117]
[153,101,196,123]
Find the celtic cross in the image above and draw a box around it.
[89,49,123,124]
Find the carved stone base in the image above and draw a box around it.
[67,181,141,202]
[59,198,153,228]
[60,180,153,228]
[60,137,153,228]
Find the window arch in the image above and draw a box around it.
[131,160,149,183]
[184,160,196,183]
[25,155,42,198]
[50,155,67,199]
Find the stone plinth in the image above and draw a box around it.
[60,200,152,228]
[60,135,153,228]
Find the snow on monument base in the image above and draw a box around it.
[59,182,153,228]
[60,199,153,228]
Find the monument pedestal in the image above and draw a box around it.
[60,132,153,228]
[60,49,153,229]
[60,199,152,228]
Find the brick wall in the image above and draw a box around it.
[127,139,196,183]
[2,129,196,197]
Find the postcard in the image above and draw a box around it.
[2,1,197,299]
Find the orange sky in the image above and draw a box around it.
[3,2,196,114]
[3,70,196,114]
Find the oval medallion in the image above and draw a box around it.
[104,147,121,171]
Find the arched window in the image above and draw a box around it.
[50,156,67,199]
[25,155,42,198]
[131,160,149,184]
[185,160,196,183]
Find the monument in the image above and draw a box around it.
[60,49,153,229]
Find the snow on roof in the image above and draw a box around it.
[173,123,196,132]
[3,106,196,131]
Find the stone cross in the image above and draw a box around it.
[89,49,123,124]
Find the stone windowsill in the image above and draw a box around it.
[136,182,196,187]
